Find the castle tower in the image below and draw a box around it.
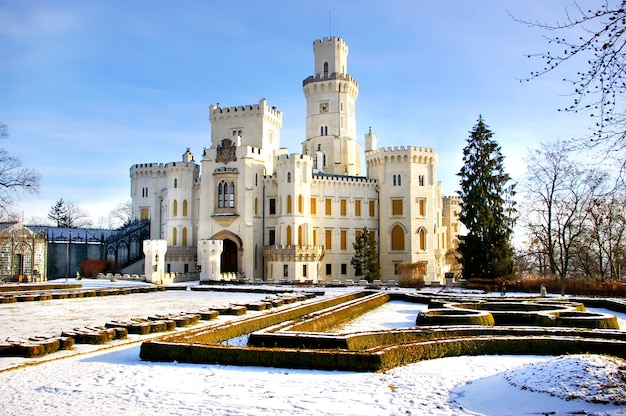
[302,37,360,176]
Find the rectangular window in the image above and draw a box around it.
[310,197,317,215]
[283,264,288,277]
[269,229,276,246]
[325,229,332,250]
[326,264,332,276]
[340,230,347,250]
[392,199,403,216]
[313,228,319,246]
[325,199,332,215]
[254,198,258,215]
[418,175,424,186]
[303,265,307,277]
[419,198,426,216]
[269,198,276,215]
[369,200,375,217]
[341,264,347,275]
[140,208,150,220]
[340,199,347,216]
[355,200,361,217]
[355,229,362,242]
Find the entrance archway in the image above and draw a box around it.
[210,231,243,276]
[221,239,238,273]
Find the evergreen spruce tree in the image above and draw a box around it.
[48,198,70,227]
[351,227,380,282]
[457,116,516,279]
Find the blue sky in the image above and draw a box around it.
[1,1,593,225]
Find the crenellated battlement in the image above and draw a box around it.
[209,98,282,120]
[132,162,165,169]
[365,145,438,167]
[164,161,198,170]
[312,172,377,184]
[302,72,358,88]
[313,36,346,47]
[276,153,313,163]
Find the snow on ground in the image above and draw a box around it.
[1,280,625,415]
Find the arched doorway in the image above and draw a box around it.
[221,239,238,273]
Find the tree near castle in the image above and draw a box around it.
[457,117,516,280]
[351,227,380,282]
[48,198,92,228]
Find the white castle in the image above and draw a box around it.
[130,36,461,284]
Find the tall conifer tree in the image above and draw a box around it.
[351,227,380,282]
[457,116,516,279]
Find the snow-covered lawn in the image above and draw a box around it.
[1,280,625,415]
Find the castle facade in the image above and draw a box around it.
[130,37,461,284]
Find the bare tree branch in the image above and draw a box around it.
[0,123,41,214]
[513,1,626,185]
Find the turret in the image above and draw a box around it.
[365,127,377,152]
[301,37,361,176]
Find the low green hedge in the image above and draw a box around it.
[416,309,495,326]
[285,292,390,332]
[140,333,626,372]
[141,291,367,356]
[535,311,620,329]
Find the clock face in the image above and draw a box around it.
[319,102,329,113]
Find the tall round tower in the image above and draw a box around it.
[302,37,360,176]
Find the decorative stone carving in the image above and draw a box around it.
[216,138,237,164]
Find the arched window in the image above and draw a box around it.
[418,227,426,251]
[393,175,397,186]
[323,61,329,77]
[398,175,402,186]
[298,225,303,246]
[287,195,292,213]
[118,241,128,265]
[172,227,177,246]
[298,194,303,213]
[130,236,140,259]
[286,225,292,246]
[183,200,188,216]
[106,247,116,264]
[174,178,177,188]
[173,200,178,217]
[182,227,188,247]
[391,225,405,251]
[217,180,236,209]
[287,172,292,183]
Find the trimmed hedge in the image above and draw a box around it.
[416,309,495,326]
[535,310,620,329]
[140,333,626,372]
[141,291,368,357]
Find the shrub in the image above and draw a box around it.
[78,259,107,278]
